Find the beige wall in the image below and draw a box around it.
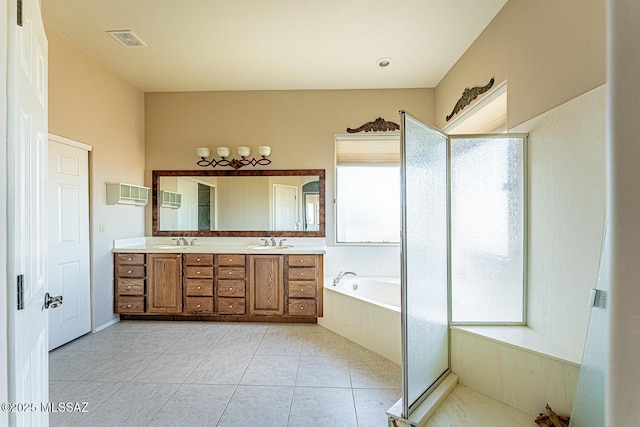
[144,89,434,241]
[436,0,605,129]
[608,1,640,422]
[47,27,146,330]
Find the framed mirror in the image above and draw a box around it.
[152,169,325,237]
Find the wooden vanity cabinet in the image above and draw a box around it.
[286,254,323,316]
[115,253,146,314]
[248,255,284,315]
[216,254,247,315]
[115,251,323,320]
[183,254,214,314]
[147,253,183,313]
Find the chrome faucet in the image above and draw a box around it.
[270,237,276,246]
[333,271,356,286]
[172,237,188,246]
[261,238,269,246]
[278,238,287,246]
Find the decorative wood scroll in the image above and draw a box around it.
[347,117,400,133]
[446,77,495,122]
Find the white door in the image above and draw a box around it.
[273,184,298,230]
[47,138,91,350]
[7,0,49,424]
[177,178,198,230]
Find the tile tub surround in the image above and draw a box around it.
[49,321,401,426]
[319,277,401,365]
[451,326,580,418]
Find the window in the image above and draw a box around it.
[450,135,526,323]
[335,135,400,243]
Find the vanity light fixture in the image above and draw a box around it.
[196,146,272,169]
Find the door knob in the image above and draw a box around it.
[44,292,63,309]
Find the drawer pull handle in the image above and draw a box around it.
[300,306,304,310]
[228,272,233,275]
[229,305,233,308]
[196,304,201,308]
[229,258,233,262]
[300,273,304,276]
[127,286,132,290]
[197,286,201,290]
[197,271,201,275]
[300,288,304,291]
[127,257,133,261]
[127,270,133,274]
[229,287,233,291]
[196,258,201,262]
[127,304,132,308]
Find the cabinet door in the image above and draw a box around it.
[147,253,183,313]
[249,255,284,315]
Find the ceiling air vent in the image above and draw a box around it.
[106,30,147,48]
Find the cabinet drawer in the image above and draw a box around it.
[288,299,316,316]
[185,279,214,296]
[117,279,145,296]
[288,281,316,298]
[185,297,213,314]
[116,253,145,265]
[218,267,246,279]
[217,254,246,266]
[287,255,317,267]
[185,266,214,279]
[218,297,246,315]
[118,265,146,278]
[287,267,316,281]
[217,280,245,297]
[183,254,213,265]
[116,296,145,313]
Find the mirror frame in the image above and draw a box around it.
[152,169,325,237]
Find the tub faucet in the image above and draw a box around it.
[333,271,356,286]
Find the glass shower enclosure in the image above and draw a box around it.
[400,111,527,418]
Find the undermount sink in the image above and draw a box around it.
[247,245,293,250]
[153,245,182,249]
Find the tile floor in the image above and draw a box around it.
[49,320,402,427]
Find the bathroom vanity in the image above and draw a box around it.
[113,245,324,322]
[113,168,326,323]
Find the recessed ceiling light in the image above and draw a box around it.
[106,30,147,48]
[376,57,392,68]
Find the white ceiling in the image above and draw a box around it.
[42,0,507,92]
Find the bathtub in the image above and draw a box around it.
[318,276,402,364]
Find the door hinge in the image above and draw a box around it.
[17,0,23,26]
[17,275,24,310]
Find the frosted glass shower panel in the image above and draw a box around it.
[401,114,449,415]
[450,136,525,323]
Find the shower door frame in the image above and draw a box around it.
[400,111,451,417]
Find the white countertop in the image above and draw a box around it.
[112,236,326,255]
